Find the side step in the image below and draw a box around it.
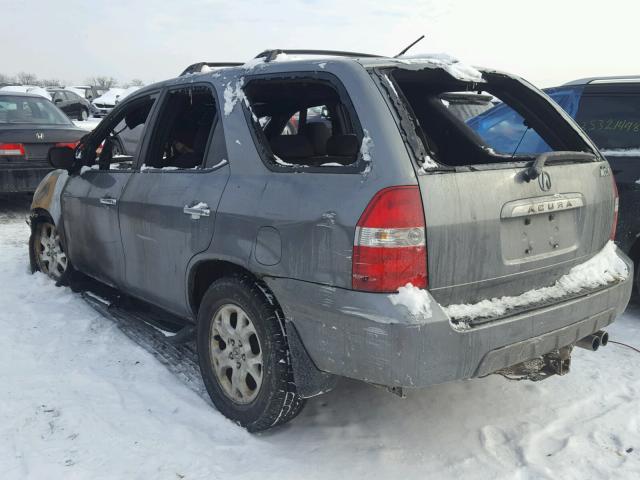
[81,290,195,344]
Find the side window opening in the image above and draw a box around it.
[244,77,361,169]
[84,95,156,171]
[144,86,217,170]
[387,69,593,168]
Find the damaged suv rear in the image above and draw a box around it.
[31,50,632,431]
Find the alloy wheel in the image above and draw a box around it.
[209,304,263,404]
[35,222,68,279]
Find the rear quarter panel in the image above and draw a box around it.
[189,61,417,289]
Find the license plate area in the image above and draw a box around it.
[500,194,583,264]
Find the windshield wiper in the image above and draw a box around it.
[524,151,596,182]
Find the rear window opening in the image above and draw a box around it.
[386,69,595,169]
[243,76,363,170]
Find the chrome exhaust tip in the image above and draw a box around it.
[576,334,601,351]
[596,330,609,347]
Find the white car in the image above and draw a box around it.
[91,86,140,117]
[67,85,104,102]
[0,85,52,101]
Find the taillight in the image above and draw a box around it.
[55,141,79,149]
[610,177,619,240]
[352,186,427,292]
[0,143,26,156]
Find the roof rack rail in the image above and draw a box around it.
[180,62,244,76]
[255,49,382,63]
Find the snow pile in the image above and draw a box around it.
[444,241,628,323]
[241,57,266,70]
[398,53,485,83]
[274,154,294,166]
[360,129,374,175]
[418,154,439,172]
[73,118,101,131]
[388,283,432,319]
[140,165,181,171]
[223,78,245,116]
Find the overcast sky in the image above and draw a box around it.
[2,0,638,88]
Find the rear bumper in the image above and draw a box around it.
[265,249,633,388]
[0,167,52,193]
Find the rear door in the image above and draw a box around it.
[61,92,159,286]
[384,69,615,308]
[574,83,640,252]
[118,84,230,317]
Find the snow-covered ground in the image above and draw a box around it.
[73,117,101,132]
[1,197,640,479]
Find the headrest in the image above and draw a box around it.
[270,135,313,159]
[326,134,359,157]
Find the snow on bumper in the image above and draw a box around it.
[264,247,633,389]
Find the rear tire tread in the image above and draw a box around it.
[197,274,304,432]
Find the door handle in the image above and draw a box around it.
[184,203,211,219]
[100,197,117,206]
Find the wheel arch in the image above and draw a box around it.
[28,208,55,273]
[188,259,269,315]
[187,258,338,398]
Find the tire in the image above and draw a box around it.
[30,219,72,284]
[197,275,304,432]
[79,108,88,121]
[634,257,640,298]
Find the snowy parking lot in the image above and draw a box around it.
[1,196,639,480]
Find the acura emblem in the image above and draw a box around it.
[538,171,552,191]
[35,132,44,140]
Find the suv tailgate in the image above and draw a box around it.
[420,161,616,306]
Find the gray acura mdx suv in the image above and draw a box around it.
[29,50,632,432]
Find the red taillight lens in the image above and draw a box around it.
[610,177,619,240]
[352,186,427,292]
[55,141,79,149]
[0,143,26,156]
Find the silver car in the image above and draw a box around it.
[29,50,632,432]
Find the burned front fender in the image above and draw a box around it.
[28,169,69,273]
[29,169,69,226]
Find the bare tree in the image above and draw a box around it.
[0,73,16,85]
[16,72,38,85]
[38,78,63,87]
[86,76,118,89]
[128,78,144,87]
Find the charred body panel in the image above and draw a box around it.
[28,169,69,272]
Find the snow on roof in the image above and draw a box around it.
[0,85,52,100]
[395,53,485,83]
